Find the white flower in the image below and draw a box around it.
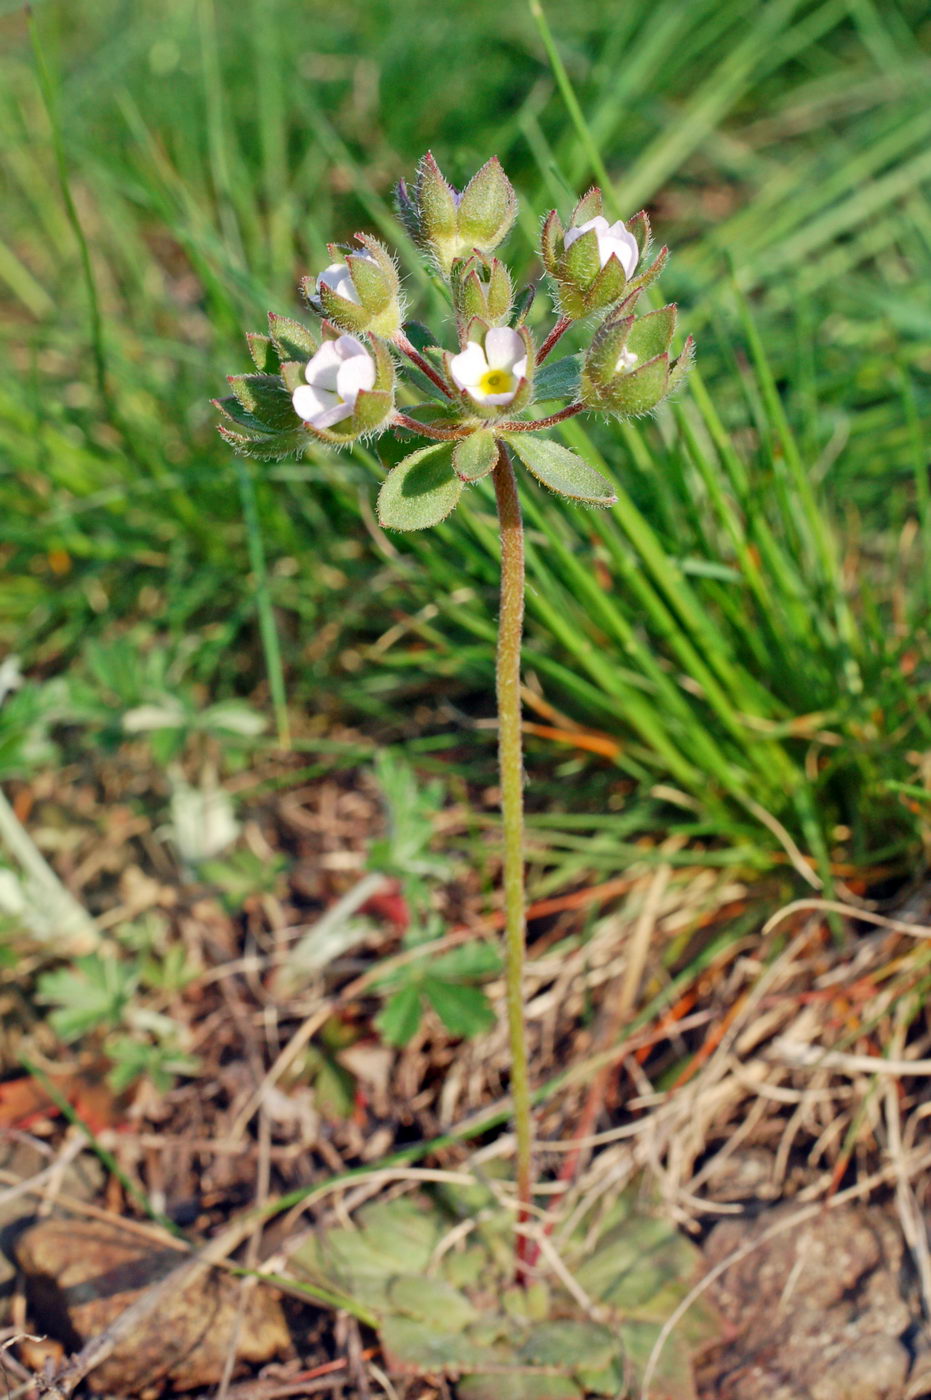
[615,348,639,372]
[564,216,639,279]
[0,655,23,707]
[316,250,377,305]
[292,335,376,430]
[449,327,527,407]
[168,776,239,864]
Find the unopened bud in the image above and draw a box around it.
[396,152,517,277]
[302,235,402,339]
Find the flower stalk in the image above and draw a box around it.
[492,442,533,1283]
[393,329,454,399]
[535,315,572,365]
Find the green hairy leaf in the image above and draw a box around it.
[377,443,462,531]
[504,435,617,506]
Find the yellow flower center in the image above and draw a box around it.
[478,368,515,396]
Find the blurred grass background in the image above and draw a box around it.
[2,0,930,891]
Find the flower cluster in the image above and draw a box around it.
[215,152,693,531]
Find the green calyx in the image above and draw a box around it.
[214,311,321,459]
[398,152,517,277]
[581,305,694,416]
[451,254,514,331]
[541,198,660,319]
[303,235,403,339]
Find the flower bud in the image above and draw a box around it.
[541,187,659,319]
[451,253,513,332]
[581,306,693,416]
[302,235,402,339]
[395,152,517,277]
[446,322,534,421]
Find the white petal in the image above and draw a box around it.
[304,340,345,391]
[615,348,639,373]
[563,215,609,250]
[475,386,519,406]
[450,342,489,390]
[335,348,376,407]
[484,326,525,371]
[333,334,370,361]
[602,222,640,278]
[310,399,355,429]
[293,383,338,421]
[317,262,361,304]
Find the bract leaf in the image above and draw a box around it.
[246,332,278,372]
[504,435,616,506]
[227,374,296,431]
[377,443,462,531]
[619,1318,698,1400]
[453,429,499,482]
[533,353,581,402]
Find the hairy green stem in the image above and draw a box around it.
[536,314,572,365]
[499,403,586,432]
[391,412,467,440]
[492,442,533,1283]
[393,329,454,399]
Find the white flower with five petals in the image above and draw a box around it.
[564,216,639,280]
[292,335,376,430]
[449,327,528,407]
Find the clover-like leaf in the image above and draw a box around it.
[423,978,495,1038]
[504,435,616,506]
[379,1317,500,1374]
[377,443,462,531]
[376,983,423,1046]
[429,941,502,980]
[458,1375,581,1400]
[518,1320,616,1372]
[388,1275,478,1331]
